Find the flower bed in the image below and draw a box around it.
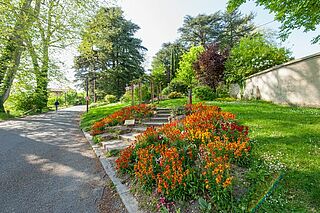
[116,103,252,211]
[91,104,155,136]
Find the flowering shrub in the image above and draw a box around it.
[116,103,252,210]
[91,104,155,136]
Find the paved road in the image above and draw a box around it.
[0,106,108,213]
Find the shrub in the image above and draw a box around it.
[104,94,117,104]
[161,87,170,96]
[120,91,131,103]
[193,85,215,100]
[168,92,183,99]
[225,35,291,84]
[168,79,188,94]
[215,84,230,98]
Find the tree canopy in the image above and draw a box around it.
[75,7,146,99]
[225,35,291,84]
[178,10,255,48]
[175,46,205,88]
[151,42,185,87]
[228,0,320,43]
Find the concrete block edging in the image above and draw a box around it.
[82,130,143,213]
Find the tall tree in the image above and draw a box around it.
[75,7,146,99]
[178,11,255,49]
[175,46,205,89]
[178,13,222,48]
[228,0,320,43]
[0,0,41,112]
[218,10,255,49]
[151,42,185,87]
[26,0,101,111]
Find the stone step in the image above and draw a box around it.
[155,113,171,117]
[149,117,170,122]
[156,110,171,114]
[130,126,147,133]
[143,122,166,127]
[101,140,130,151]
[156,108,170,110]
[119,132,141,143]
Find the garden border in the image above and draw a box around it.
[82,130,143,213]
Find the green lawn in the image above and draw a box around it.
[80,98,320,211]
[80,102,128,131]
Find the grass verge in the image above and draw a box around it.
[80,102,128,131]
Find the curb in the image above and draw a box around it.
[82,130,142,213]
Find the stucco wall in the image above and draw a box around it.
[230,53,320,107]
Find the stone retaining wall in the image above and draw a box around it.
[230,53,320,107]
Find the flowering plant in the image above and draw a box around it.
[91,104,155,136]
[116,103,252,210]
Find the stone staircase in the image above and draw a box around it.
[101,108,172,153]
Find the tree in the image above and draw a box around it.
[0,0,102,112]
[178,11,255,49]
[194,44,228,91]
[225,35,291,84]
[218,10,255,49]
[26,0,101,111]
[175,46,205,89]
[228,0,320,43]
[178,13,221,48]
[75,7,146,99]
[0,0,41,112]
[151,42,185,87]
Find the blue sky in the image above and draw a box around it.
[117,0,320,68]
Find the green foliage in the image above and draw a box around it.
[215,84,230,98]
[168,79,189,94]
[198,197,212,213]
[151,42,186,87]
[175,46,205,88]
[161,87,170,96]
[120,84,151,103]
[168,92,183,99]
[178,10,255,48]
[228,0,320,43]
[225,35,291,84]
[75,7,145,98]
[193,85,215,101]
[104,94,117,104]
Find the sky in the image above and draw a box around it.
[116,0,320,68]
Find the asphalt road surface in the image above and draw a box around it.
[0,106,121,213]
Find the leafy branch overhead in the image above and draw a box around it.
[227,0,320,43]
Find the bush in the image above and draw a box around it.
[168,79,188,94]
[194,85,215,101]
[215,84,230,98]
[168,92,183,99]
[225,35,291,84]
[161,87,170,96]
[120,84,151,103]
[104,94,117,104]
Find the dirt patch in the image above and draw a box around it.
[95,158,128,213]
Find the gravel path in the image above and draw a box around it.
[0,106,126,213]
